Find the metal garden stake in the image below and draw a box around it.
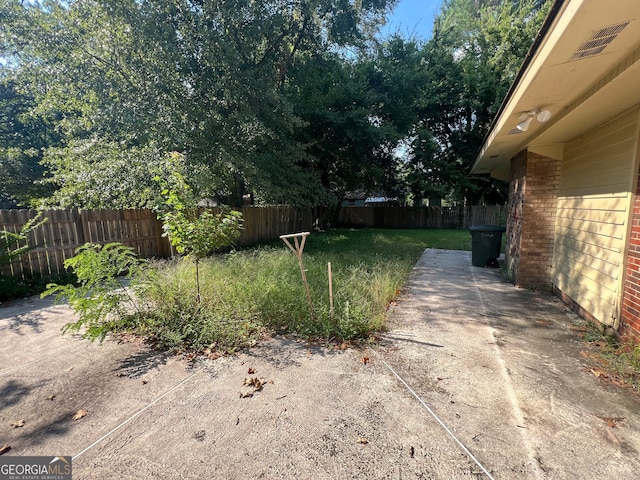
[280,232,314,320]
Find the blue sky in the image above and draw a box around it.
[379,0,444,41]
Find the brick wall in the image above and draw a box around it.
[620,173,640,342]
[506,150,561,290]
[505,151,526,283]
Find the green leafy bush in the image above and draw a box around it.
[1,212,47,267]
[0,272,76,302]
[42,243,144,341]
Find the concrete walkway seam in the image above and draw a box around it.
[469,266,545,479]
[372,349,496,480]
[72,367,204,461]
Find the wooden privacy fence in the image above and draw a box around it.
[337,205,507,229]
[1,204,504,277]
[0,206,327,277]
[0,209,169,277]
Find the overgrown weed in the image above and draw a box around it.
[581,321,640,393]
[47,228,470,354]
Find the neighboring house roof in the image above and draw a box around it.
[365,196,392,203]
[472,0,640,181]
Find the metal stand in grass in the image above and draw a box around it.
[280,232,315,321]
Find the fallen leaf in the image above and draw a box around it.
[73,409,88,421]
[243,377,266,391]
[0,444,10,456]
[46,395,56,401]
[240,391,253,398]
[360,356,369,365]
[599,416,625,428]
[247,367,256,374]
[357,437,368,444]
[10,420,25,428]
[590,368,602,378]
[608,376,621,387]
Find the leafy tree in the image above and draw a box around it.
[156,153,243,302]
[285,53,397,205]
[1,0,397,207]
[397,0,551,205]
[0,81,57,206]
[1,0,550,208]
[40,139,173,209]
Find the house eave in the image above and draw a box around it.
[472,0,640,178]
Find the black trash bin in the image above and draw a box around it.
[469,225,506,267]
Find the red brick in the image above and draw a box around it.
[507,150,559,291]
[621,165,640,345]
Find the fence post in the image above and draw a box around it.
[77,209,90,246]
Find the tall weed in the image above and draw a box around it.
[51,229,469,352]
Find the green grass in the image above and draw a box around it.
[131,228,471,353]
[581,322,640,393]
[303,228,471,257]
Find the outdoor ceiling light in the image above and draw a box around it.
[516,108,552,132]
[516,112,535,131]
[537,109,552,123]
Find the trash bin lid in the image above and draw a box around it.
[469,225,506,232]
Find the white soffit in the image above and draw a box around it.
[472,0,640,177]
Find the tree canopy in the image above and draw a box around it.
[1,0,551,208]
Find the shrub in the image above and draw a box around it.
[0,272,77,302]
[42,243,144,341]
[0,212,47,267]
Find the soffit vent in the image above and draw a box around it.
[508,128,523,135]
[570,22,630,61]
